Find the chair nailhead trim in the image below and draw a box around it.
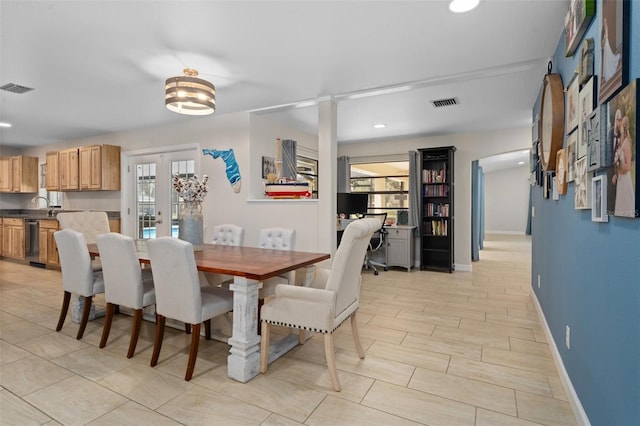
[262,308,358,335]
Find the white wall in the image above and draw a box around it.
[483,165,530,234]
[338,127,531,271]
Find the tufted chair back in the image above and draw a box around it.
[211,224,244,246]
[57,211,111,244]
[258,228,296,251]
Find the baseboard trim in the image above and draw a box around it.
[485,230,527,235]
[530,289,591,426]
[454,263,472,272]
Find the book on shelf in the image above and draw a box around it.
[422,163,447,183]
[425,203,449,217]
[423,185,449,197]
[423,219,448,236]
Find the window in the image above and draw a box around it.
[350,161,409,223]
[297,155,318,198]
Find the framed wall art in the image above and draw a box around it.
[591,174,608,222]
[261,156,276,179]
[606,79,638,218]
[578,76,597,158]
[543,172,550,199]
[567,131,578,182]
[574,156,591,209]
[565,0,595,57]
[556,149,568,195]
[579,38,594,85]
[566,73,580,134]
[552,176,559,200]
[586,107,602,171]
[599,0,629,104]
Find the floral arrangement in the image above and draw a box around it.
[172,173,209,203]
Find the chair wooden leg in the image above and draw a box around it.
[185,323,191,334]
[204,319,211,340]
[324,333,341,392]
[127,309,143,358]
[76,296,92,340]
[350,312,365,359]
[56,291,71,332]
[185,323,201,381]
[257,298,265,335]
[260,321,270,373]
[99,303,116,348]
[299,329,306,345]
[150,314,165,367]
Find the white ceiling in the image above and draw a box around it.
[0,0,568,153]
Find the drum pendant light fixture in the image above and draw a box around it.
[165,68,216,115]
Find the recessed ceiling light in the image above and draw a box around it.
[373,123,387,129]
[518,161,525,165]
[0,122,12,128]
[449,0,480,13]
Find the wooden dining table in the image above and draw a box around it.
[88,240,330,383]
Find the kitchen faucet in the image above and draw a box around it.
[31,196,57,217]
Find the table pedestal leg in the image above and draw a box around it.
[227,277,261,382]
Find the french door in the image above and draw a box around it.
[126,148,199,239]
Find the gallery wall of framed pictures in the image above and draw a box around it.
[532,0,637,220]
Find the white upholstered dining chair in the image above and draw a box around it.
[204,224,245,286]
[259,218,378,391]
[96,233,156,358]
[258,227,297,298]
[147,237,234,381]
[57,211,111,271]
[54,228,105,340]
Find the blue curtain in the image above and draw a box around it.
[408,151,421,229]
[526,185,532,235]
[471,161,485,261]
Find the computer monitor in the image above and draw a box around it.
[337,192,368,217]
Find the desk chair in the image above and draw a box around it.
[260,218,379,391]
[96,233,156,358]
[147,237,234,381]
[363,213,388,275]
[54,229,105,340]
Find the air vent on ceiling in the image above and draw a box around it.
[0,83,35,94]
[431,97,458,108]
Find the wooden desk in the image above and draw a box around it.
[88,241,330,383]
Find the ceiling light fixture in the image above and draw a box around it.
[373,123,387,129]
[0,122,12,128]
[449,0,480,13]
[165,68,215,115]
[518,161,525,165]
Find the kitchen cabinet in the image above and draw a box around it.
[39,219,60,265]
[386,225,416,271]
[0,218,3,256]
[0,156,39,193]
[45,151,60,191]
[2,218,26,260]
[79,144,121,190]
[59,148,80,191]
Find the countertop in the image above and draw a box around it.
[0,210,120,220]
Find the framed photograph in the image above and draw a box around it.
[606,79,638,218]
[574,156,591,209]
[578,76,597,157]
[579,38,595,85]
[586,107,602,171]
[566,73,580,134]
[552,176,559,200]
[543,172,550,199]
[565,0,595,57]
[261,156,276,179]
[532,113,540,143]
[599,0,629,104]
[567,131,578,182]
[556,149,568,195]
[591,174,608,222]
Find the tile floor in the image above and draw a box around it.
[0,234,577,425]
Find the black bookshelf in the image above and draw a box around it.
[419,146,455,272]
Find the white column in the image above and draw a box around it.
[227,276,262,382]
[317,97,338,256]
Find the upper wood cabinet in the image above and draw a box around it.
[59,148,79,191]
[79,144,121,191]
[45,151,60,191]
[0,156,38,193]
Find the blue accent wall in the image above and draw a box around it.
[532,1,640,425]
